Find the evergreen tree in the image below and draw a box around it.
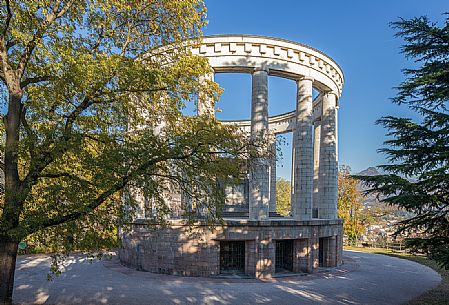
[357,14,449,269]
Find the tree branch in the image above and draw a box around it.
[112,87,168,94]
[17,0,75,76]
[1,0,12,37]
[28,175,129,232]
[27,144,203,233]
[20,104,37,159]
[20,75,51,88]
[39,172,95,187]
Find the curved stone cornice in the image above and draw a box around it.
[191,34,344,96]
[221,104,323,135]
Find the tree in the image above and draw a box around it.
[357,14,449,269]
[338,166,365,245]
[0,1,250,304]
[276,178,291,216]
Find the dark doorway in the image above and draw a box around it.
[275,240,293,272]
[319,238,324,267]
[220,241,245,274]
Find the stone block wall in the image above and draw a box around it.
[119,219,343,278]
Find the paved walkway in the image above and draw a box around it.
[13,251,441,305]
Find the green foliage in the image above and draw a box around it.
[275,178,291,216]
[0,0,250,253]
[338,166,365,245]
[357,14,449,269]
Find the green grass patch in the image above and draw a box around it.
[344,246,448,305]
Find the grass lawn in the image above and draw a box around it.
[345,246,449,305]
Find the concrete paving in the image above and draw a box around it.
[13,250,441,305]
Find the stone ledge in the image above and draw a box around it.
[129,218,343,227]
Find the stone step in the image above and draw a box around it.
[269,212,286,218]
[221,211,249,218]
[221,211,286,218]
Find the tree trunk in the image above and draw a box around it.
[0,82,24,305]
[0,237,18,305]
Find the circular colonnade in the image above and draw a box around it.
[193,35,343,220]
[120,35,344,278]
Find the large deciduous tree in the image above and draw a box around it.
[357,14,449,269]
[0,1,249,304]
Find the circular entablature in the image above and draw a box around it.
[191,34,344,97]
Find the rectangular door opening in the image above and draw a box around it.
[219,241,245,274]
[319,238,324,267]
[275,240,293,272]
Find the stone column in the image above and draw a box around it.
[255,237,275,279]
[198,72,215,117]
[291,77,314,220]
[319,92,338,219]
[195,72,215,217]
[269,136,277,215]
[326,236,337,267]
[313,120,321,218]
[293,239,311,273]
[249,67,270,220]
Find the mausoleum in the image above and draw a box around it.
[119,35,344,278]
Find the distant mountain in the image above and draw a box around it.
[355,166,414,224]
[357,167,380,176]
[355,167,382,208]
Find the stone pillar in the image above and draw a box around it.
[198,72,215,117]
[293,239,311,273]
[195,72,215,217]
[130,187,146,219]
[245,240,257,277]
[319,92,338,219]
[269,136,277,215]
[310,227,319,271]
[337,230,343,265]
[255,237,275,279]
[249,67,270,220]
[326,236,337,267]
[313,121,321,218]
[291,77,314,220]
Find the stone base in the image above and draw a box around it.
[119,219,343,279]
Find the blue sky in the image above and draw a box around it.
[202,0,448,179]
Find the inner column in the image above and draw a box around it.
[291,77,314,220]
[198,72,215,116]
[313,120,321,218]
[318,92,338,219]
[269,135,277,215]
[249,67,270,220]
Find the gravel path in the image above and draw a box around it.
[12,250,441,305]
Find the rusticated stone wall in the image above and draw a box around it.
[119,219,343,278]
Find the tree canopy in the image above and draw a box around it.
[276,177,291,216]
[338,166,365,245]
[0,1,251,304]
[357,14,449,269]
